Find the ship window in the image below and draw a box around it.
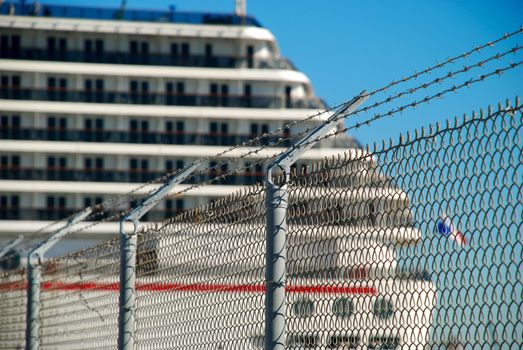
[205,44,212,57]
[12,115,20,127]
[210,83,218,94]
[170,43,178,56]
[332,298,355,318]
[181,43,190,56]
[47,117,56,128]
[373,297,394,319]
[11,156,20,167]
[95,79,104,91]
[141,42,149,54]
[130,41,138,54]
[369,201,377,226]
[287,333,319,348]
[95,158,104,169]
[292,298,315,317]
[47,37,56,51]
[84,39,92,52]
[210,122,218,133]
[176,82,185,94]
[250,123,258,135]
[130,80,138,92]
[327,334,359,349]
[368,335,400,350]
[249,335,264,348]
[247,46,254,68]
[59,38,67,51]
[0,36,8,55]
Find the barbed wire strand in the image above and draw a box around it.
[16,29,523,248]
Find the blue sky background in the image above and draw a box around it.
[49,0,523,146]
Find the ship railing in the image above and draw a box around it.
[0,87,327,109]
[0,3,262,27]
[0,126,291,147]
[0,48,296,70]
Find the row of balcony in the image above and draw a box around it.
[0,127,291,146]
[0,207,180,222]
[0,206,413,229]
[0,49,295,70]
[0,3,263,27]
[0,167,264,185]
[0,88,326,109]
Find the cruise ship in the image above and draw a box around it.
[0,1,434,349]
[0,0,359,247]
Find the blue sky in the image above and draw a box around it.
[48,0,522,146]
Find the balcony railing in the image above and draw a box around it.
[0,3,263,27]
[0,48,296,70]
[0,167,265,186]
[0,88,326,109]
[0,126,292,147]
[0,207,180,222]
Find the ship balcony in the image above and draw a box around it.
[0,88,326,109]
[0,167,265,186]
[0,206,182,222]
[0,3,263,27]
[0,49,295,70]
[0,127,291,147]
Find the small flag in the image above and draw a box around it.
[436,214,467,247]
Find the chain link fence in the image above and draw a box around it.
[0,268,26,349]
[0,102,521,349]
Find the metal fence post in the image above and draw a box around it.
[118,163,200,350]
[264,91,367,350]
[25,207,92,350]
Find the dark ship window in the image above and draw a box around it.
[368,334,400,349]
[292,298,315,317]
[327,334,359,349]
[332,298,355,318]
[372,297,394,319]
[287,333,319,348]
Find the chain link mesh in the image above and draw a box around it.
[0,268,26,350]
[38,238,120,349]
[0,102,521,349]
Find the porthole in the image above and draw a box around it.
[292,298,315,317]
[373,297,394,319]
[332,298,355,318]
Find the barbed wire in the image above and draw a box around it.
[119,47,523,222]
[14,27,523,248]
[293,58,523,153]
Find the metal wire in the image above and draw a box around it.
[15,27,523,249]
[124,99,518,349]
[1,99,521,348]
[1,27,521,350]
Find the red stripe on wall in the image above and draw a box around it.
[0,281,376,295]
